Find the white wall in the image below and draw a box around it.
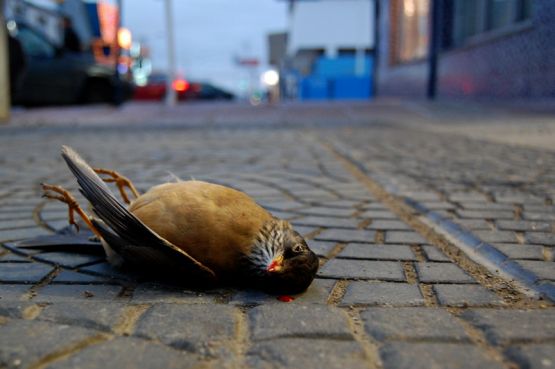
[288,0,375,57]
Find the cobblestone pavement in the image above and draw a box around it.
[0,101,554,369]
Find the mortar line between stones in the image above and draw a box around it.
[233,306,251,369]
[343,308,382,369]
[320,140,533,307]
[26,333,113,369]
[32,200,56,232]
[447,308,520,369]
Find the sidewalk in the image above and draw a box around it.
[0,100,553,369]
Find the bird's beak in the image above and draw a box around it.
[267,255,284,273]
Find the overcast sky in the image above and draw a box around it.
[122,0,288,93]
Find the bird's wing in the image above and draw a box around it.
[60,146,216,282]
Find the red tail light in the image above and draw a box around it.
[172,79,189,92]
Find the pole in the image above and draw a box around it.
[165,0,176,107]
[0,0,10,122]
[113,0,123,105]
[427,0,442,100]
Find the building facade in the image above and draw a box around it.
[377,0,555,98]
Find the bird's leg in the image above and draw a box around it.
[92,168,140,204]
[41,183,102,239]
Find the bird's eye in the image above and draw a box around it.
[292,244,303,253]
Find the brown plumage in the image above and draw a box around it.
[42,146,319,294]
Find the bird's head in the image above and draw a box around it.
[246,219,319,294]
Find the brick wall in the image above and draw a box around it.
[376,0,555,99]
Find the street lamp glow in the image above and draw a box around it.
[261,70,279,86]
[117,27,132,49]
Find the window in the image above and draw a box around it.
[17,28,55,58]
[392,0,431,63]
[451,0,533,47]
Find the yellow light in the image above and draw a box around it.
[117,27,132,49]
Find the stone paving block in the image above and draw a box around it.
[362,307,469,341]
[39,301,127,332]
[459,202,514,210]
[472,230,519,243]
[0,228,50,241]
[456,210,515,220]
[496,220,552,232]
[315,229,376,243]
[306,240,337,257]
[131,283,217,304]
[340,282,425,306]
[78,262,139,281]
[292,216,358,229]
[366,220,412,230]
[434,284,504,307]
[314,199,363,208]
[247,338,368,369]
[297,207,354,217]
[0,284,30,300]
[338,244,416,260]
[453,219,492,230]
[523,212,555,221]
[248,304,352,341]
[525,232,555,246]
[0,252,30,262]
[449,192,490,202]
[231,279,335,305]
[385,231,427,244]
[421,245,451,262]
[0,320,97,369]
[34,284,123,303]
[319,259,405,281]
[493,244,545,260]
[515,260,555,280]
[359,210,398,219]
[505,344,555,369]
[460,309,555,345]
[0,263,53,283]
[52,270,115,284]
[50,337,203,369]
[416,263,475,283]
[32,252,104,268]
[134,304,236,351]
[0,218,37,229]
[292,225,319,237]
[380,342,505,369]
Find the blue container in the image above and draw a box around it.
[333,76,373,99]
[300,77,330,100]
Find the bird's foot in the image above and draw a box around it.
[93,167,140,204]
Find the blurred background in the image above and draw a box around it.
[0,0,553,113]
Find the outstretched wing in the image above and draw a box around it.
[61,145,216,282]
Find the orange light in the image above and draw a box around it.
[172,79,189,92]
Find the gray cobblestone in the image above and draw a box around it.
[292,216,358,229]
[340,282,425,306]
[456,210,515,220]
[472,230,519,243]
[362,307,469,341]
[39,301,127,332]
[49,337,203,369]
[421,245,451,262]
[525,232,555,246]
[359,210,398,219]
[248,304,352,341]
[493,244,545,260]
[514,260,555,280]
[433,284,504,306]
[0,320,98,369]
[380,342,505,369]
[366,220,412,230]
[505,344,555,369]
[385,231,427,244]
[134,304,236,351]
[0,263,53,283]
[319,259,405,281]
[496,220,552,232]
[338,244,416,260]
[460,309,555,345]
[34,284,123,303]
[416,263,475,283]
[306,240,337,257]
[315,229,376,243]
[247,338,368,369]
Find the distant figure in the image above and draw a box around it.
[8,33,26,99]
[62,16,81,52]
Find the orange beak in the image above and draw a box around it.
[267,255,284,272]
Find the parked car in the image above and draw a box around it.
[8,21,132,106]
[133,73,234,102]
